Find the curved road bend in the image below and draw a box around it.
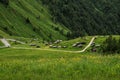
[0,38,11,47]
[12,37,96,53]
[7,39,25,44]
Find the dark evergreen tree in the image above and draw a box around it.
[0,0,9,5]
[100,35,120,54]
[41,0,120,38]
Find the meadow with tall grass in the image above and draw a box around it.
[0,48,120,80]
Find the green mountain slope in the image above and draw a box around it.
[1,0,120,40]
[0,0,69,40]
[42,0,120,38]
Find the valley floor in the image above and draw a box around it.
[0,48,120,80]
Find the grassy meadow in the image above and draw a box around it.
[0,48,120,80]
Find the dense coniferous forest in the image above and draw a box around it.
[100,35,120,54]
[41,0,120,38]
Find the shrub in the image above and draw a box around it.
[60,29,64,35]
[54,27,59,31]
[0,0,9,6]
[0,35,3,38]
[26,18,30,24]
[36,16,40,19]
[48,34,52,39]
[3,27,8,31]
[100,35,120,54]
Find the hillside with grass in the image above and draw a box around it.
[0,0,69,40]
[1,0,120,40]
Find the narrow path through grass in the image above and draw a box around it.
[11,37,96,53]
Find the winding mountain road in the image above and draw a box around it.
[7,39,25,44]
[12,37,96,53]
[77,36,96,53]
[0,38,11,47]
[0,37,96,53]
[0,38,25,48]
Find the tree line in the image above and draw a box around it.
[100,35,120,54]
[41,0,120,38]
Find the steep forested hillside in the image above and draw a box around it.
[42,0,120,38]
[0,0,120,40]
[0,0,69,40]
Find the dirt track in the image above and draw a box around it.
[0,38,11,47]
[12,37,96,53]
